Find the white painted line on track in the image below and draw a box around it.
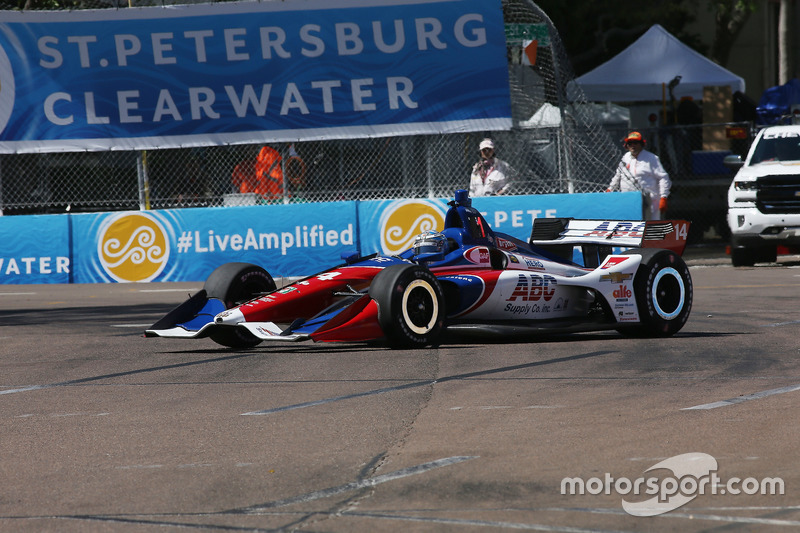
[0,292,36,296]
[340,511,623,532]
[235,456,477,513]
[700,505,800,510]
[586,508,800,527]
[449,405,563,411]
[0,353,257,396]
[761,319,800,327]
[682,383,800,410]
[0,385,48,395]
[525,507,800,528]
[50,412,110,417]
[110,324,152,328]
[137,288,201,293]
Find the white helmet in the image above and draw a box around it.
[412,231,447,256]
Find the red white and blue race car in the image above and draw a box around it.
[146,190,693,348]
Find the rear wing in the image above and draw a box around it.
[530,219,691,256]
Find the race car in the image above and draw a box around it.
[146,190,693,348]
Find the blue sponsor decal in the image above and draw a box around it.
[439,273,484,314]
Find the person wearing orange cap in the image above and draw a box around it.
[606,131,671,220]
[469,138,514,196]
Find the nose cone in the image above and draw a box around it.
[215,307,245,325]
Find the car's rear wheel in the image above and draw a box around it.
[369,264,445,348]
[618,249,692,337]
[204,262,276,348]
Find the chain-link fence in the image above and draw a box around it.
[602,122,753,243]
[0,128,614,209]
[0,0,747,244]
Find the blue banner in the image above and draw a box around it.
[0,192,641,284]
[0,0,511,153]
[0,213,70,284]
[70,202,358,283]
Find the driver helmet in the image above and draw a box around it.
[412,230,447,256]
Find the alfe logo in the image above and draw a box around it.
[613,285,632,299]
[379,200,446,255]
[97,212,170,282]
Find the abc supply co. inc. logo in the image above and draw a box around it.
[561,452,784,517]
[379,199,446,254]
[97,212,170,282]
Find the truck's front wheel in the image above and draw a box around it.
[730,245,776,267]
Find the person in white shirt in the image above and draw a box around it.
[607,131,671,220]
[469,138,513,197]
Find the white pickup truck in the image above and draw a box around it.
[725,125,800,266]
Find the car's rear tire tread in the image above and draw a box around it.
[617,249,693,338]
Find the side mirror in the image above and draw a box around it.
[340,251,361,264]
[723,154,744,170]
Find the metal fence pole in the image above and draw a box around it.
[137,151,151,211]
[551,50,574,194]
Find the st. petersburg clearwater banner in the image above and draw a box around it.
[0,0,511,153]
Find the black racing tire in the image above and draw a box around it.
[730,247,755,267]
[204,262,276,308]
[618,249,693,337]
[369,264,445,348]
[203,262,276,349]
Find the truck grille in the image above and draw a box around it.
[756,175,800,214]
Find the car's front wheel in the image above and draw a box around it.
[204,262,276,349]
[369,264,445,348]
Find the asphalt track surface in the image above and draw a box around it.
[2,249,800,532]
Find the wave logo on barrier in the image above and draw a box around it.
[97,212,170,282]
[379,199,446,254]
[0,44,16,136]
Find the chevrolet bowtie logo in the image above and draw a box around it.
[600,272,633,283]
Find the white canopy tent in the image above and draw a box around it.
[520,103,562,128]
[519,102,630,128]
[570,24,745,102]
